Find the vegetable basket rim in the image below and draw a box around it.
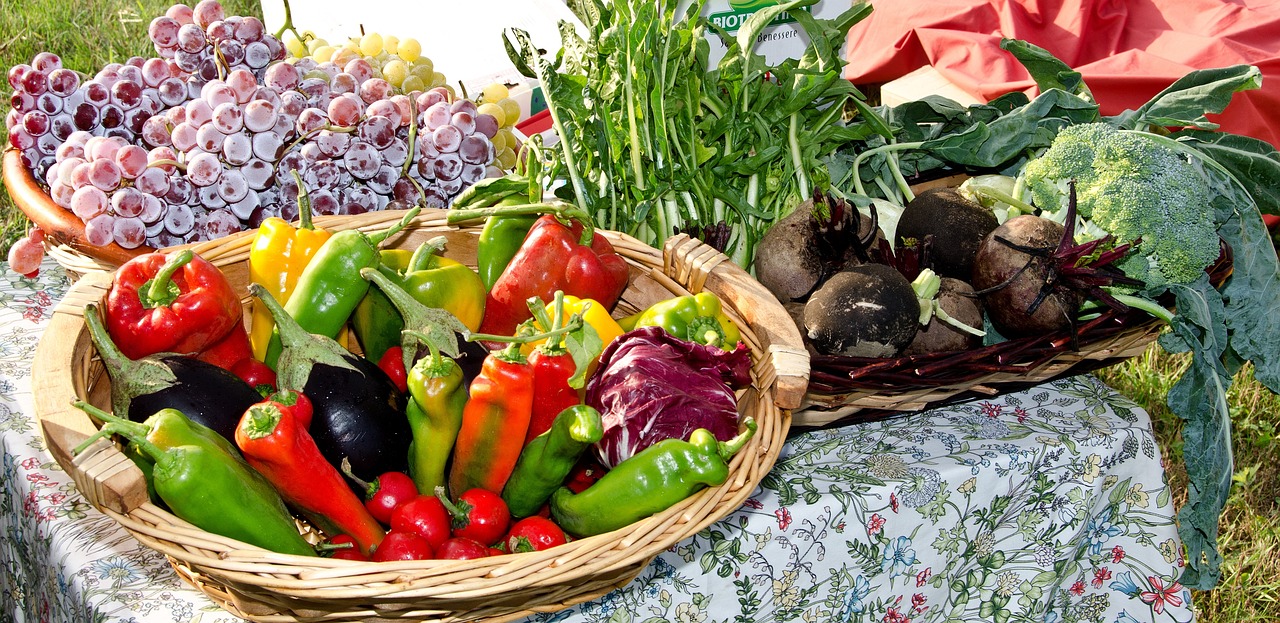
[31,210,809,623]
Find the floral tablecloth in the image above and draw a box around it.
[1,257,1194,623]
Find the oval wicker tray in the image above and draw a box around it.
[33,210,810,623]
[3,149,147,273]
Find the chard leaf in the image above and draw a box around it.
[1000,38,1094,102]
[735,0,818,61]
[1111,65,1262,131]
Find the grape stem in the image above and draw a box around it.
[279,122,358,161]
[147,159,187,172]
[402,96,419,178]
[272,0,308,46]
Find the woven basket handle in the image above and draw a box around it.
[661,234,810,410]
[35,270,150,514]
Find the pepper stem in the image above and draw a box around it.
[240,403,283,440]
[291,170,314,230]
[367,205,422,246]
[718,417,758,459]
[444,202,590,226]
[142,249,193,309]
[70,401,151,455]
[434,485,471,527]
[340,457,376,495]
[407,236,448,273]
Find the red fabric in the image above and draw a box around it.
[843,0,1280,148]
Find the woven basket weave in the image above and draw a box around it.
[32,210,810,623]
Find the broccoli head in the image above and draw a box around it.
[1023,122,1220,290]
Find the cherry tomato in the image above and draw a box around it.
[324,534,369,561]
[231,358,278,397]
[390,494,451,550]
[436,487,510,547]
[505,516,568,553]
[341,460,419,526]
[377,346,408,393]
[436,536,490,560]
[371,530,434,562]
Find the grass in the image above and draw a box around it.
[3,1,1279,621]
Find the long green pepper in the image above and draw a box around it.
[550,417,757,537]
[72,402,315,556]
[501,404,602,519]
[263,206,420,368]
[405,354,467,495]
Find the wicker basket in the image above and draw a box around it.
[32,210,810,623]
[793,235,1235,429]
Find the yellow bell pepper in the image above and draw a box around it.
[248,210,331,361]
[521,295,625,357]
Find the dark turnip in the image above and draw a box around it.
[754,191,878,303]
[803,264,918,357]
[903,277,984,356]
[896,187,998,280]
[971,215,1079,337]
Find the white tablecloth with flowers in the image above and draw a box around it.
[1,257,1194,623]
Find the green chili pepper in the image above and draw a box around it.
[351,237,487,364]
[72,402,314,556]
[477,211,538,289]
[501,404,602,519]
[405,351,468,495]
[619,292,742,350]
[263,206,420,369]
[549,417,757,537]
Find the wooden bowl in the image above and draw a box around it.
[33,209,810,622]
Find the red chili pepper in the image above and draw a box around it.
[477,214,629,340]
[389,494,452,551]
[323,534,369,561]
[436,487,511,547]
[267,389,311,429]
[194,323,254,371]
[230,357,278,397]
[447,349,534,496]
[341,459,419,526]
[377,346,409,394]
[105,249,242,360]
[525,349,581,444]
[505,516,568,553]
[371,530,433,562]
[235,399,385,556]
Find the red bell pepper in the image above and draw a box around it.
[447,345,535,497]
[105,249,242,360]
[235,397,385,556]
[195,322,254,371]
[477,214,629,340]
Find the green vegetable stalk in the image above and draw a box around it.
[503,0,873,267]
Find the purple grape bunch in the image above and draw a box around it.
[7,0,504,255]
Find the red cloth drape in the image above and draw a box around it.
[843,0,1280,148]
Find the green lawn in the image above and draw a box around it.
[3,1,1277,621]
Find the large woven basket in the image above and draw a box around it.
[32,210,810,622]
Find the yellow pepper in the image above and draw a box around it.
[521,295,625,358]
[248,210,331,361]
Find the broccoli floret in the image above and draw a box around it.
[1023,122,1220,290]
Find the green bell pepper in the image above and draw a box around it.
[352,236,486,365]
[619,292,741,350]
[501,404,603,518]
[549,417,757,537]
[72,402,315,556]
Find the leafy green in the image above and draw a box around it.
[504,0,873,267]
[830,39,1280,589]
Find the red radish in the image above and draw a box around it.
[390,494,451,550]
[371,530,433,562]
[436,537,490,560]
[505,516,568,553]
[436,486,510,547]
[342,458,419,525]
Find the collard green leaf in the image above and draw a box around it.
[1000,38,1094,102]
[1162,277,1233,589]
[1111,65,1262,131]
[1173,129,1280,217]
